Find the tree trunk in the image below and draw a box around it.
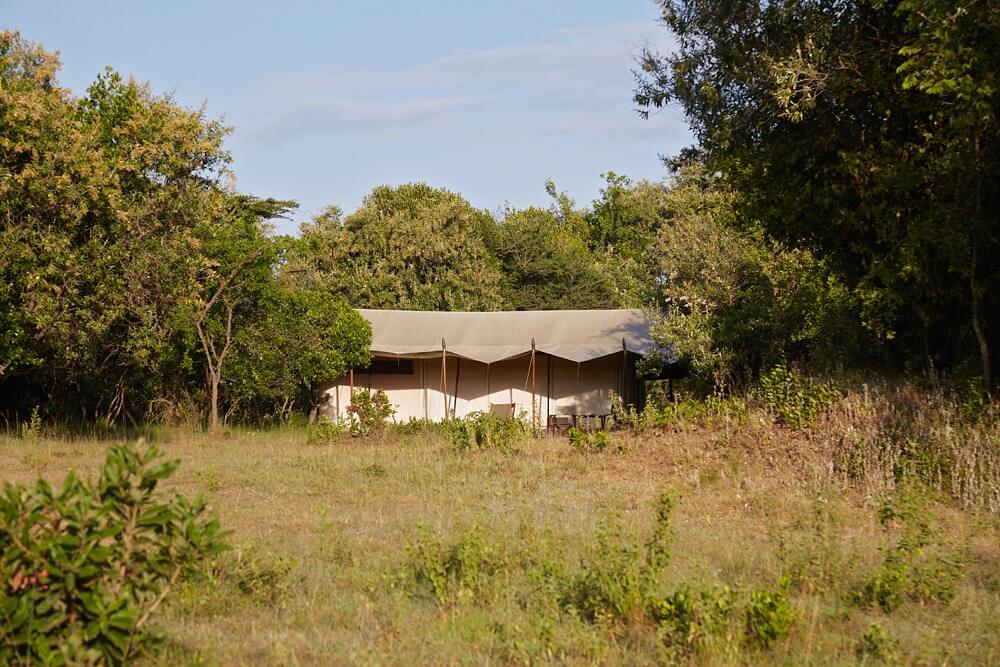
[971,241,992,399]
[209,373,221,431]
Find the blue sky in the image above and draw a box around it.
[6,1,690,234]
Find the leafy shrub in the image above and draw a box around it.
[758,364,839,428]
[563,492,675,622]
[404,523,498,605]
[566,427,611,453]
[306,416,346,444]
[20,405,43,441]
[612,394,750,433]
[743,586,794,649]
[447,412,526,451]
[0,442,227,665]
[650,585,736,657]
[394,417,437,436]
[347,389,394,437]
[218,543,293,609]
[859,485,965,612]
[856,622,900,664]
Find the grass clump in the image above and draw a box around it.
[856,622,900,664]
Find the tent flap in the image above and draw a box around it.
[358,309,657,364]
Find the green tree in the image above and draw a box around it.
[650,165,860,392]
[288,183,507,310]
[180,195,293,430]
[226,286,371,422]
[482,207,619,310]
[635,1,1000,390]
[0,32,229,421]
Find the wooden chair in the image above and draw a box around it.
[547,414,574,436]
[489,402,516,419]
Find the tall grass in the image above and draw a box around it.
[820,384,1000,514]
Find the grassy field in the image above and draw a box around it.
[2,410,998,665]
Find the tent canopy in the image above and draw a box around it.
[358,309,657,364]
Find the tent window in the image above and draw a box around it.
[359,358,414,375]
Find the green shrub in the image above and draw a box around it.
[306,416,346,444]
[404,523,498,605]
[563,492,675,622]
[859,486,965,612]
[566,427,611,453]
[612,395,750,433]
[20,406,42,441]
[758,364,839,429]
[347,389,394,437]
[394,417,437,436]
[0,442,227,665]
[743,586,794,649]
[856,622,900,664]
[219,543,294,609]
[447,412,526,452]
[650,585,736,657]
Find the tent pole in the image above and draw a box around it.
[422,359,428,420]
[546,353,551,435]
[453,357,461,417]
[349,368,354,401]
[621,338,627,407]
[335,383,340,420]
[531,339,537,434]
[441,339,448,420]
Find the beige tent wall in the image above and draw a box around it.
[549,354,620,416]
[318,353,623,423]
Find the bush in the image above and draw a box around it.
[650,585,736,657]
[19,406,42,441]
[566,427,611,453]
[563,492,674,622]
[306,416,346,444]
[404,523,498,605]
[0,442,227,665]
[743,586,794,649]
[447,412,526,452]
[858,485,965,612]
[856,622,900,663]
[757,364,839,428]
[347,389,394,437]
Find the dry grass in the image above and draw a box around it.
[1,411,998,665]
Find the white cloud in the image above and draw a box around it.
[249,95,487,140]
[242,21,677,145]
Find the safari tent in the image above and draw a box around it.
[319,309,658,426]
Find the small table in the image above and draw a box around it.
[547,413,609,435]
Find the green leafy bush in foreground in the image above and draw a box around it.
[0,442,227,665]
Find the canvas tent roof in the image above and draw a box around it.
[358,309,657,364]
